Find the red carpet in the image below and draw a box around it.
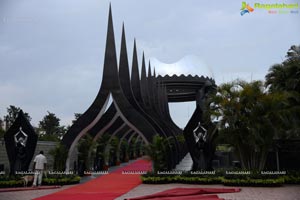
[126,188,241,200]
[34,159,152,200]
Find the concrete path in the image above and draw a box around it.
[1,156,300,200]
[175,153,193,171]
[116,184,300,200]
[0,159,140,200]
[0,185,73,200]
[1,182,300,200]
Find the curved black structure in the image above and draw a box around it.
[62,5,217,171]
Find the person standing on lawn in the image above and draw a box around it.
[32,151,47,187]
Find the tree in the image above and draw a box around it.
[119,140,129,162]
[49,144,68,171]
[77,134,96,174]
[4,105,31,130]
[286,44,300,61]
[0,117,3,128]
[94,133,111,170]
[209,80,289,170]
[0,117,5,138]
[106,136,119,166]
[72,113,82,125]
[146,134,168,172]
[265,45,300,138]
[38,111,63,141]
[265,61,300,92]
[266,45,300,92]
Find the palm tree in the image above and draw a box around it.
[266,45,300,92]
[265,45,300,139]
[77,134,97,173]
[146,134,168,172]
[286,45,300,61]
[94,133,111,169]
[209,80,289,170]
[49,144,68,171]
[266,61,300,92]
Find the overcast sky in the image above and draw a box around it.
[0,0,299,128]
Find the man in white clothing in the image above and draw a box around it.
[32,151,47,187]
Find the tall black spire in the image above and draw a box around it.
[148,61,152,78]
[140,53,149,106]
[147,61,155,109]
[119,23,132,97]
[62,5,188,171]
[131,39,143,102]
[102,4,118,88]
[141,53,147,80]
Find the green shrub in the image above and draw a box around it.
[0,180,23,188]
[142,175,222,184]
[222,177,284,187]
[141,171,297,186]
[283,175,300,184]
[224,171,280,180]
[0,174,81,188]
[42,175,81,185]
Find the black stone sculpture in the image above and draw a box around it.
[4,110,38,175]
[183,82,218,170]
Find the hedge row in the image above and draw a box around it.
[0,175,81,188]
[141,171,300,186]
[0,180,24,188]
[42,176,81,185]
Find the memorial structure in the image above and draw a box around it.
[4,110,38,175]
[62,6,217,171]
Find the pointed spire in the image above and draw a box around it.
[153,68,156,77]
[119,22,131,88]
[141,53,147,80]
[131,39,143,102]
[140,52,149,106]
[148,61,152,78]
[131,39,139,81]
[147,60,155,109]
[102,4,118,87]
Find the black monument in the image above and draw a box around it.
[62,5,217,171]
[4,110,38,175]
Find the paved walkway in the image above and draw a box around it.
[175,153,193,171]
[33,159,151,200]
[1,157,300,200]
[117,184,300,200]
[0,185,73,200]
[1,183,300,200]
[0,159,140,200]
